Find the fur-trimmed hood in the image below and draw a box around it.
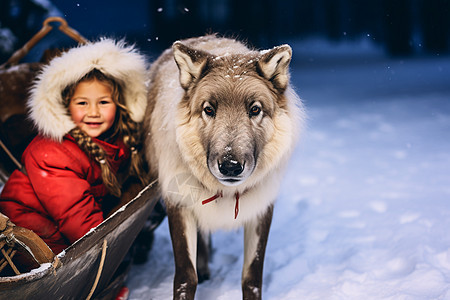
[28,38,148,141]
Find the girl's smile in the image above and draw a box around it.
[69,79,117,138]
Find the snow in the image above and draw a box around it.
[127,37,450,299]
[0,28,16,53]
[31,0,63,18]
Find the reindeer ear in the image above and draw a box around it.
[172,41,209,90]
[258,45,292,92]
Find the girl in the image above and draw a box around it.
[0,39,148,254]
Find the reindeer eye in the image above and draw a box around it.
[249,105,262,117]
[203,106,215,117]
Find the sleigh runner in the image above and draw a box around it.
[0,17,160,299]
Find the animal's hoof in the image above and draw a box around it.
[197,270,210,283]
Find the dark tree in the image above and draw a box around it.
[383,0,413,56]
[420,0,450,54]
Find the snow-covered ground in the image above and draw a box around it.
[126,38,450,299]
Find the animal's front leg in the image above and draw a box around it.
[196,231,211,283]
[242,204,274,300]
[166,204,198,300]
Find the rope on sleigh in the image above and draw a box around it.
[86,239,108,300]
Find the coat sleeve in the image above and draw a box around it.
[24,139,104,244]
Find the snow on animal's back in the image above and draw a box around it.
[180,35,251,55]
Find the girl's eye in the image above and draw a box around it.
[76,101,87,106]
[249,105,262,117]
[203,106,215,117]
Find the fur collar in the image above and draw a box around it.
[28,38,148,141]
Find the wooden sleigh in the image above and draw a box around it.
[0,17,160,299]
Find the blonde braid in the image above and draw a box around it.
[117,108,148,185]
[69,127,122,197]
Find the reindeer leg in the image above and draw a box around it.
[166,204,198,300]
[196,231,211,283]
[242,204,273,300]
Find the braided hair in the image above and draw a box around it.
[62,69,146,197]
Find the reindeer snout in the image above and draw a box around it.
[208,142,256,186]
[219,159,244,176]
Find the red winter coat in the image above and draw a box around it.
[0,134,130,254]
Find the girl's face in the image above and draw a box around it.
[69,79,117,138]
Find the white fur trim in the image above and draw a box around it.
[28,38,148,141]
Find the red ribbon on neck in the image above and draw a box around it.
[234,192,239,219]
[202,191,240,219]
[201,191,223,205]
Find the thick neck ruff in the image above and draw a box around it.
[202,191,240,219]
